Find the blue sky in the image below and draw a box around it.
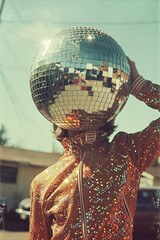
[0,0,159,153]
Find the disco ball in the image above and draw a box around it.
[30,26,131,130]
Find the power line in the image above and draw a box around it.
[0,64,28,71]
[3,24,34,45]
[0,0,5,19]
[1,71,49,141]
[9,0,24,22]
[1,71,28,129]
[1,35,30,70]
[6,0,160,1]
[1,19,160,25]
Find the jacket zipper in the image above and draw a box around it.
[122,189,132,229]
[78,151,88,240]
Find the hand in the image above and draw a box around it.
[127,57,140,83]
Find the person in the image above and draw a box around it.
[29,58,160,240]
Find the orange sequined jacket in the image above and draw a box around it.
[29,77,160,240]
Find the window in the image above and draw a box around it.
[136,190,157,210]
[0,165,18,183]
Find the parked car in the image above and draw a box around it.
[133,187,160,240]
[0,197,7,229]
[15,198,31,221]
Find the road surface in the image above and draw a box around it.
[0,230,28,240]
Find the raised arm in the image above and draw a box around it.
[125,58,160,173]
[128,57,160,110]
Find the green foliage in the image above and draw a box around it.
[0,124,9,145]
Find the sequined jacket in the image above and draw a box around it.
[29,77,160,240]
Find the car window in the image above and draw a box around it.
[155,189,160,208]
[155,189,160,200]
[136,190,156,210]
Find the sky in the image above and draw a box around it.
[0,0,159,154]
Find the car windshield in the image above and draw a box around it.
[155,189,160,200]
[136,189,159,210]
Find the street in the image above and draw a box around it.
[0,230,28,240]
[0,212,29,240]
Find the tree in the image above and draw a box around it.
[0,124,9,146]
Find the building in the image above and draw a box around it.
[0,146,62,211]
[0,146,159,212]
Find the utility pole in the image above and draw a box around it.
[0,0,5,21]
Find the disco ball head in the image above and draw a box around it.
[30,26,131,131]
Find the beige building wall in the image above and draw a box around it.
[0,146,61,211]
[16,165,44,198]
[1,163,45,210]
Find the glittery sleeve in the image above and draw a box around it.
[131,76,160,110]
[29,177,52,240]
[127,78,160,173]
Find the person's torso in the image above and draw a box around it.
[41,139,140,240]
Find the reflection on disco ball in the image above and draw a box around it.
[30,26,131,130]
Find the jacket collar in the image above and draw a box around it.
[61,129,109,154]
